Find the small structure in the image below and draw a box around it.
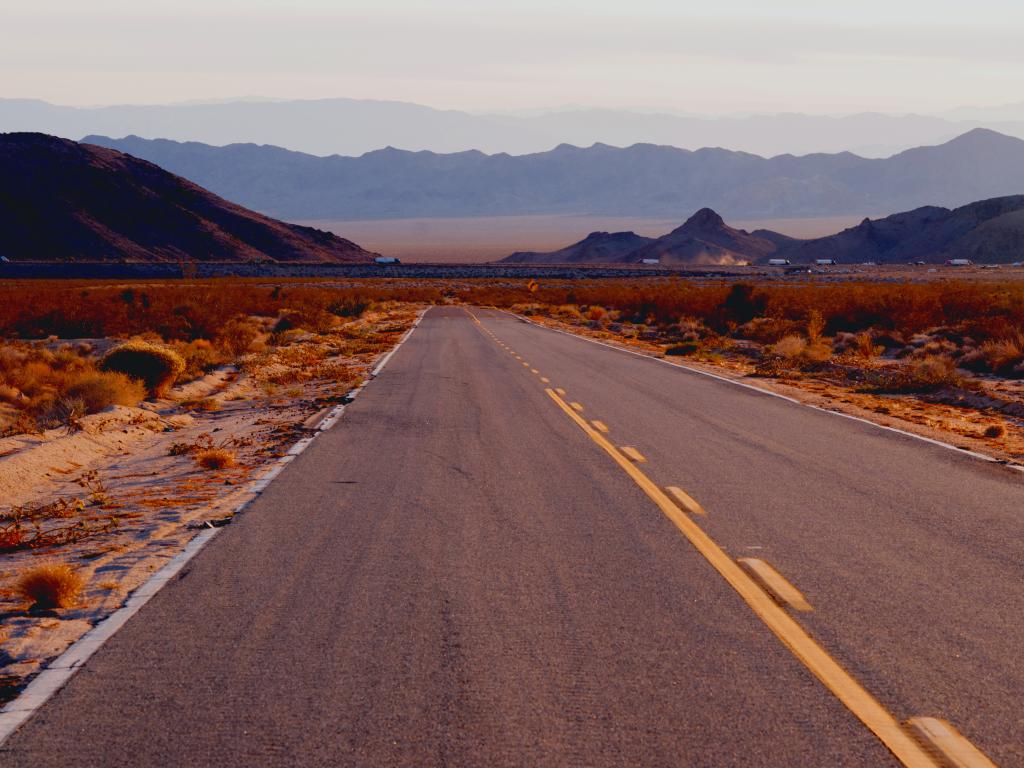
[374,256,401,265]
[640,258,660,265]
[767,258,791,266]
[815,259,836,265]
[945,258,973,266]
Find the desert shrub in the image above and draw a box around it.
[0,383,22,404]
[36,396,87,430]
[735,317,805,344]
[216,316,262,357]
[100,341,185,397]
[979,334,1024,375]
[63,371,146,413]
[773,335,808,359]
[179,397,220,412]
[665,342,701,356]
[807,309,825,343]
[196,448,236,470]
[171,338,225,381]
[719,283,766,327]
[328,297,371,318]
[16,563,85,609]
[586,305,607,324]
[853,331,883,359]
[865,356,961,393]
[984,424,1006,438]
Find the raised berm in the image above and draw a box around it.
[0,132,375,263]
[501,197,1024,265]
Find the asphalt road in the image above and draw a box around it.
[4,306,1023,766]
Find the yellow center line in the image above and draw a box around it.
[620,446,646,463]
[541,377,550,384]
[531,369,540,374]
[544,388,936,768]
[738,558,813,613]
[569,401,584,412]
[665,485,707,517]
[906,718,997,768]
[591,420,609,433]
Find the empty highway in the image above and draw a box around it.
[3,306,1022,766]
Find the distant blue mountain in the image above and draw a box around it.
[83,129,1024,222]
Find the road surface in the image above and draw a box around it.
[3,306,1022,766]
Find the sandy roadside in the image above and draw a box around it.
[0,304,423,701]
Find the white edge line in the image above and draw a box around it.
[502,310,1024,474]
[0,306,430,746]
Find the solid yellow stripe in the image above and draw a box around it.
[544,388,936,768]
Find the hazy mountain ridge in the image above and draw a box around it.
[6,97,1024,157]
[502,197,1024,265]
[0,133,375,263]
[84,129,1024,221]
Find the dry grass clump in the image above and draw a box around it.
[978,334,1024,376]
[16,563,85,609]
[216,316,263,357]
[773,335,808,359]
[63,371,146,413]
[195,448,236,470]
[100,341,185,397]
[179,397,221,412]
[865,355,962,394]
[0,342,149,433]
[984,423,1006,439]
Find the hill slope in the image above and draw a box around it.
[0,133,375,263]
[630,209,790,264]
[501,196,1024,265]
[85,129,1024,221]
[504,231,654,264]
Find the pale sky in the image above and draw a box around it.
[3,0,1024,114]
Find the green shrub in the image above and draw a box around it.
[100,341,185,397]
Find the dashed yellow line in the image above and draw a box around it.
[544,388,937,768]
[569,401,584,412]
[906,718,997,768]
[591,420,609,433]
[665,485,707,517]
[541,377,550,384]
[620,446,646,463]
[738,558,813,613]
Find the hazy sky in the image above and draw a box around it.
[4,0,1024,114]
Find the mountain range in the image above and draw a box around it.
[7,97,1024,158]
[83,129,1024,222]
[0,133,374,263]
[504,197,1024,265]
